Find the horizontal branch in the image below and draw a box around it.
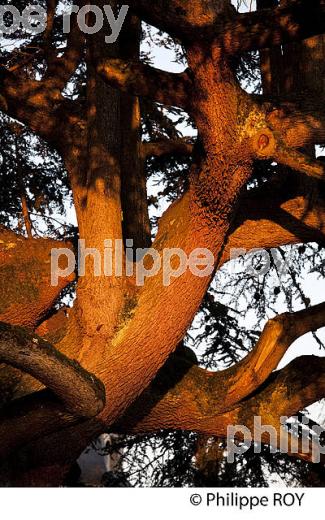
[275,147,325,180]
[264,99,325,149]
[128,0,235,41]
[141,138,194,158]
[0,67,68,144]
[237,355,325,464]
[250,126,325,179]
[222,187,325,263]
[218,0,325,55]
[0,226,74,328]
[97,59,191,108]
[0,322,105,418]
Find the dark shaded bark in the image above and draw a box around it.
[119,15,151,249]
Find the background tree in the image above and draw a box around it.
[1,0,325,486]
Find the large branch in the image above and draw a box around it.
[1,69,53,139]
[274,147,325,180]
[250,124,325,179]
[224,302,325,408]
[97,59,191,108]
[128,0,234,41]
[0,67,75,145]
[218,0,325,55]
[240,92,325,165]
[118,355,325,467]
[0,226,74,328]
[117,304,325,435]
[0,323,105,418]
[223,184,325,262]
[266,103,325,149]
[246,100,325,178]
